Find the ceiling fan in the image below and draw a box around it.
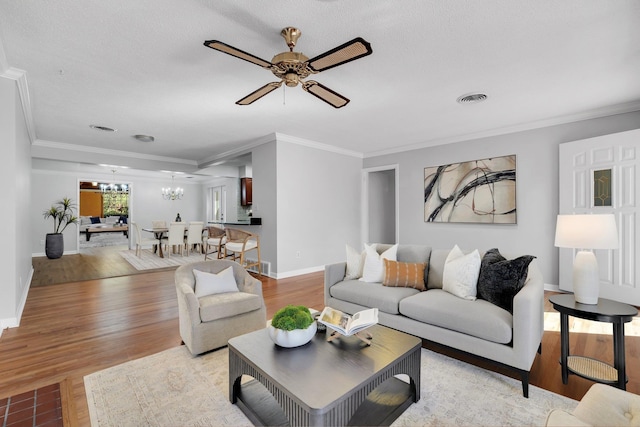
[204,27,372,108]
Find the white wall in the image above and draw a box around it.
[363,110,640,287]
[251,140,278,273]
[274,136,362,276]
[0,77,32,331]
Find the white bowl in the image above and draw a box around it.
[268,322,317,348]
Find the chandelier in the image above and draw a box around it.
[162,175,184,200]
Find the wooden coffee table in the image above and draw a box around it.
[85,224,128,241]
[228,324,421,427]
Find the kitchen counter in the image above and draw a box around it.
[208,218,261,226]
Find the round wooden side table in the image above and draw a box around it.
[549,294,637,390]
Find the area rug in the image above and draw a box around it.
[119,249,207,270]
[80,232,129,249]
[84,345,577,427]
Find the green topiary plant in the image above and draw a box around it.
[270,305,314,331]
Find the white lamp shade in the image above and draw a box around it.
[554,214,618,250]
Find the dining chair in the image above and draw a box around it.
[131,221,158,257]
[185,221,204,255]
[204,226,226,260]
[165,222,186,257]
[224,228,262,275]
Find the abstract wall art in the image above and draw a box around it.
[424,155,517,223]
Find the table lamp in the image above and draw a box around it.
[554,214,618,304]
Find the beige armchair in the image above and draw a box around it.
[546,384,640,426]
[175,260,266,355]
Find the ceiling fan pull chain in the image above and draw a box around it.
[283,84,286,105]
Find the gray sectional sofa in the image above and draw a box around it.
[324,244,545,397]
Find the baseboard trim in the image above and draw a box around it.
[544,283,563,292]
[275,265,324,279]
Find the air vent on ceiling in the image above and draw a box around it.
[456,93,488,104]
[133,134,154,142]
[90,124,117,132]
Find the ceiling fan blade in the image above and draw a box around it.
[203,40,272,69]
[236,82,283,105]
[302,80,350,108]
[307,37,372,72]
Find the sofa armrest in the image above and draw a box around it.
[512,258,545,368]
[176,282,201,327]
[324,262,347,306]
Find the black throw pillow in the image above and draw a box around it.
[477,248,536,313]
[90,216,101,224]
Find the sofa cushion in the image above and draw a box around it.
[477,248,536,313]
[399,289,513,344]
[90,216,101,224]
[330,280,420,315]
[383,260,426,291]
[360,244,397,283]
[199,292,262,322]
[345,244,366,280]
[426,249,450,289]
[442,245,481,300]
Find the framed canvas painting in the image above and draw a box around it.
[424,155,517,223]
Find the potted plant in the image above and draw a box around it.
[43,197,78,259]
[268,305,317,348]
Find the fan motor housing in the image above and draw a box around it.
[271,51,313,85]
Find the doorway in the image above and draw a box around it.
[362,166,399,244]
[78,180,131,252]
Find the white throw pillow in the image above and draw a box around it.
[345,244,366,280]
[360,244,398,283]
[442,245,481,300]
[193,267,239,298]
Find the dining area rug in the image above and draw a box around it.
[119,249,208,270]
[84,345,577,426]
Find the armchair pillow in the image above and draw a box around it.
[193,267,239,298]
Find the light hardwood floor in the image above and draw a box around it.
[2,247,639,426]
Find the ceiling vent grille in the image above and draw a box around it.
[457,93,488,104]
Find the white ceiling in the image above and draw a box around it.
[1,0,640,176]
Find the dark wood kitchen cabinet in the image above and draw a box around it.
[241,178,252,206]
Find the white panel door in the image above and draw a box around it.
[559,129,640,305]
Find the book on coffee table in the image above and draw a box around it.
[318,307,378,336]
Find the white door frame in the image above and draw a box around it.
[361,164,400,244]
[77,178,133,251]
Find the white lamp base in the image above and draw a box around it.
[572,250,600,305]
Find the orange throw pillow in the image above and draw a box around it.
[383,259,426,291]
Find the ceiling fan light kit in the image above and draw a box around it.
[204,27,372,108]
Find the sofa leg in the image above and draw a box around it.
[538,343,542,355]
[521,371,529,398]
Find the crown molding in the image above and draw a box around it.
[1,67,37,144]
[198,133,278,168]
[274,132,363,158]
[364,100,640,158]
[33,139,198,166]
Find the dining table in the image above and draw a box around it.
[142,226,200,258]
[142,227,169,258]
